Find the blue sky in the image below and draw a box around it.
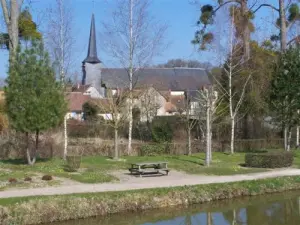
[0,0,278,79]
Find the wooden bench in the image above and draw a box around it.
[129,162,169,177]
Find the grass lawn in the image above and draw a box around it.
[0,152,275,186]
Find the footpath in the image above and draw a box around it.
[1,168,300,199]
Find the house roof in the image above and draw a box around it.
[101,67,210,91]
[164,102,177,113]
[66,92,90,112]
[71,84,91,93]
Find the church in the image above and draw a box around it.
[67,14,211,120]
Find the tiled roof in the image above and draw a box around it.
[66,92,90,112]
[101,67,210,91]
[164,102,177,113]
[71,84,91,93]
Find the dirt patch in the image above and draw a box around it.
[0,173,82,191]
[110,170,200,184]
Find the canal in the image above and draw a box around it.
[49,191,300,225]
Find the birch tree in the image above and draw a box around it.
[0,0,24,62]
[221,9,251,154]
[197,86,219,166]
[46,0,75,160]
[102,0,167,154]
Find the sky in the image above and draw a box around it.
[0,0,279,80]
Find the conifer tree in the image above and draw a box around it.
[270,45,300,151]
[5,40,67,165]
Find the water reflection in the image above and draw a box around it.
[50,192,300,225]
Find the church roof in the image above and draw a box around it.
[101,67,210,91]
[83,14,101,64]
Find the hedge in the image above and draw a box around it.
[140,143,171,156]
[245,151,293,168]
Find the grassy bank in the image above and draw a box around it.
[0,153,269,187]
[1,176,300,224]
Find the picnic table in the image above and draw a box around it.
[128,161,169,177]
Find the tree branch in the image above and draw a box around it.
[285,0,292,11]
[214,0,239,14]
[253,4,279,14]
[0,0,10,26]
[233,73,252,117]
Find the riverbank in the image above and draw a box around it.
[2,176,300,224]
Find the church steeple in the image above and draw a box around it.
[83,14,101,64]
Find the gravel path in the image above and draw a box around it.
[1,169,300,199]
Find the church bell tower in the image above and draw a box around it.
[82,14,103,95]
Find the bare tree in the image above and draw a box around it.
[135,87,162,129]
[94,89,129,160]
[0,0,24,62]
[102,0,167,154]
[46,0,75,160]
[221,9,251,154]
[197,86,220,166]
[156,58,212,70]
[183,91,199,156]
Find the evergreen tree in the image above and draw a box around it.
[5,40,67,165]
[270,45,300,151]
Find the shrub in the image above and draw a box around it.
[245,151,293,168]
[82,101,98,121]
[8,178,17,183]
[151,122,173,143]
[66,155,81,172]
[24,177,32,182]
[42,175,53,181]
[140,143,170,156]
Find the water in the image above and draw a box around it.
[49,191,300,225]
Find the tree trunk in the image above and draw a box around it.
[279,0,287,51]
[25,132,36,165]
[63,115,68,160]
[230,117,235,154]
[209,130,212,163]
[240,0,251,59]
[114,128,119,160]
[287,128,292,151]
[284,126,288,150]
[187,128,192,155]
[127,0,134,155]
[205,103,210,166]
[127,95,133,155]
[0,0,21,63]
[297,126,299,148]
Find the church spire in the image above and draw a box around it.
[83,14,101,64]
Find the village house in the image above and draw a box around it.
[67,14,211,121]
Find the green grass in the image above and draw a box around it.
[1,151,299,185]
[81,153,268,175]
[2,176,300,225]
